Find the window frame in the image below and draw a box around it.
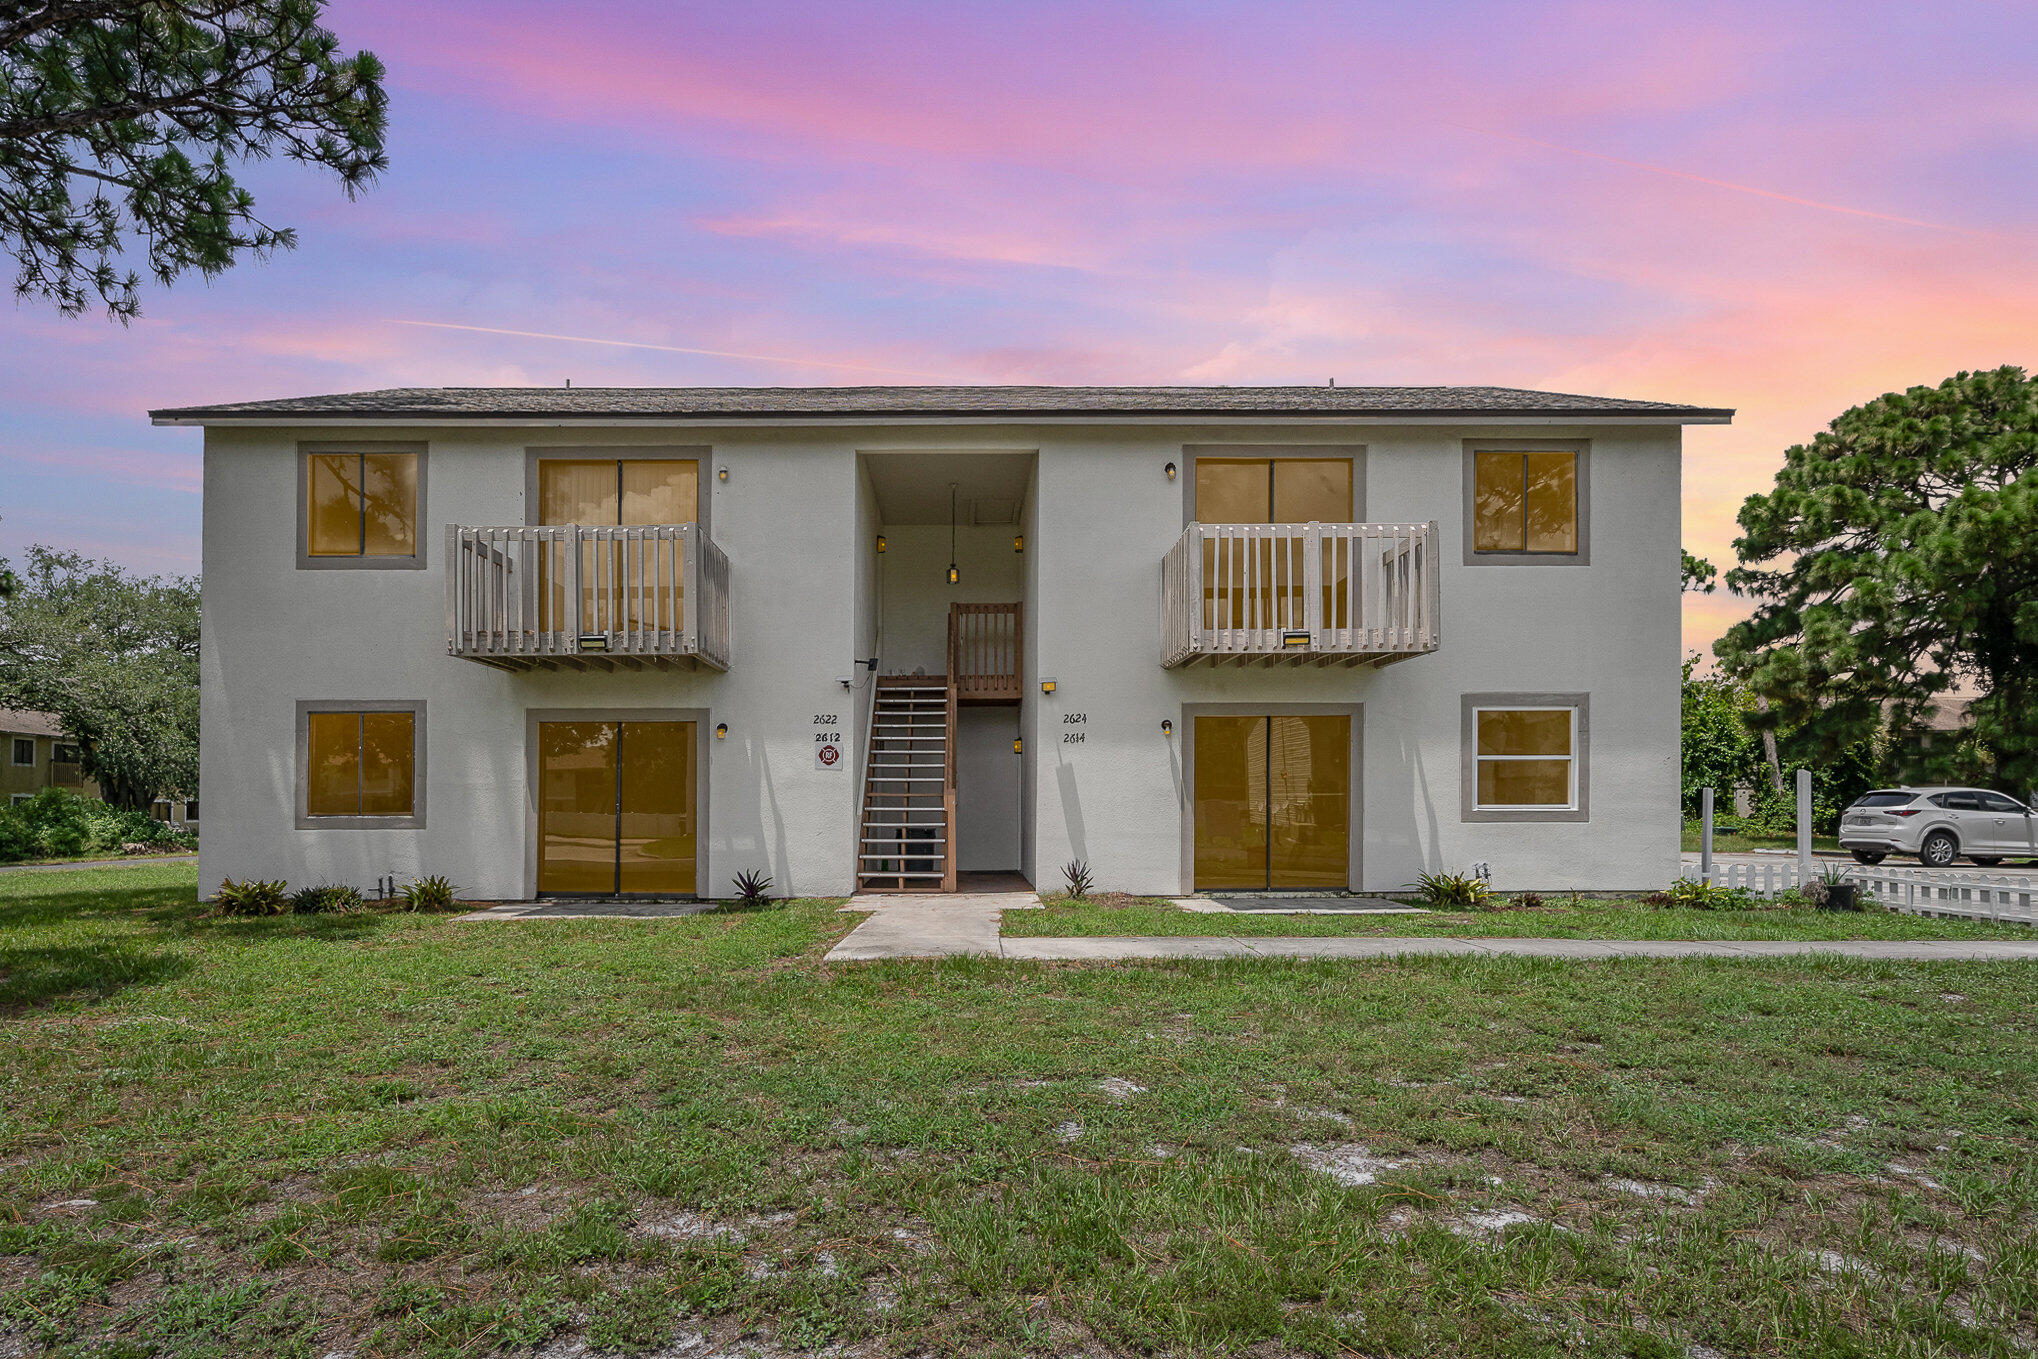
[51,742,80,764]
[1461,439,1589,566]
[10,737,34,767]
[294,699,427,829]
[1182,445,1366,526]
[1461,692,1590,822]
[296,441,429,571]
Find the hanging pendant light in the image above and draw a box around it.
[946,483,960,585]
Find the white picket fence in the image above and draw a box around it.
[1689,859,2038,927]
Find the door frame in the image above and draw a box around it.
[1179,702,1364,893]
[525,707,709,899]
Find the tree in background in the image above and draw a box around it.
[1719,367,2038,791]
[0,546,198,808]
[1680,550,1716,594]
[0,0,386,319]
[1680,656,1888,835]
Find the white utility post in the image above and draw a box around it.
[1700,787,1714,882]
[1796,768,1813,884]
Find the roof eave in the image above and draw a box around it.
[151,407,1735,427]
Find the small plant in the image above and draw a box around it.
[1410,870,1491,909]
[1667,876,1757,911]
[1640,890,1675,908]
[1510,891,1547,910]
[212,878,289,916]
[398,875,457,912]
[291,882,365,915]
[731,869,774,907]
[1062,859,1093,899]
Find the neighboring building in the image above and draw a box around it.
[1,709,97,807]
[153,384,1732,900]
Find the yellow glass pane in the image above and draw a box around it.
[1472,451,1525,552]
[306,454,360,556]
[1523,452,1577,553]
[1195,459,1270,523]
[1477,709,1571,757]
[1272,459,1351,524]
[619,721,695,895]
[1194,716,1267,889]
[1269,715,1348,888]
[1478,758,1572,807]
[538,721,617,894]
[305,711,360,815]
[358,712,414,816]
[538,461,619,525]
[359,454,417,556]
[620,461,697,525]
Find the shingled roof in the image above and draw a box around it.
[152,385,1732,423]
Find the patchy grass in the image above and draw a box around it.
[1011,893,2038,940]
[2,864,2036,1357]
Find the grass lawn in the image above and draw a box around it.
[1007,894,2038,941]
[2,866,2035,1358]
[1680,819,1841,854]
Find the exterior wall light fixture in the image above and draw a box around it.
[1040,677,1057,694]
[876,535,887,554]
[1164,461,1177,480]
[1013,534,1024,553]
[714,723,729,740]
[1161,719,1173,736]
[717,466,729,482]
[1013,737,1023,754]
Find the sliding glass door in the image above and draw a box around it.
[538,720,696,896]
[1193,715,1349,890]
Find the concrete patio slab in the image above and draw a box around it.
[823,891,1029,961]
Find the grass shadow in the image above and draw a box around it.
[0,939,194,1011]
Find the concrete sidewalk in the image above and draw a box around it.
[0,853,197,875]
[822,892,2038,964]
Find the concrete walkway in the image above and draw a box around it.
[824,892,2038,963]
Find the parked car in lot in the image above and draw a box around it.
[1838,787,2037,867]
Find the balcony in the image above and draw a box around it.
[1161,521,1439,668]
[447,524,730,672]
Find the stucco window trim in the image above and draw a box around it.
[10,738,34,767]
[1181,444,1367,527]
[1461,692,1589,823]
[1461,439,1590,566]
[295,441,430,571]
[522,446,715,534]
[1176,701,1365,892]
[294,699,427,830]
[522,707,712,901]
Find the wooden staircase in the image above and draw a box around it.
[856,675,958,893]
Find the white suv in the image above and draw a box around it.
[1839,787,2037,867]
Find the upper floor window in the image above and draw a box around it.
[10,738,33,767]
[538,459,698,526]
[52,742,80,764]
[297,701,426,829]
[1193,456,1353,524]
[1465,442,1587,564]
[301,447,425,569]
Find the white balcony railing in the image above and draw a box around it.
[447,523,730,671]
[1161,521,1439,668]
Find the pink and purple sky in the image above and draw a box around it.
[3,0,2033,657]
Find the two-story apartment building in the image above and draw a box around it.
[152,385,1730,901]
[2,709,97,807]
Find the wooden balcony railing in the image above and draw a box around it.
[1161,521,1440,668]
[447,523,730,672]
[949,601,1023,702]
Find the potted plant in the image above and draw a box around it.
[1807,864,1860,912]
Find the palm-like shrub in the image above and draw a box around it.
[398,875,457,912]
[213,878,289,916]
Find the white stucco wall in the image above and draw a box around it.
[197,417,1683,900]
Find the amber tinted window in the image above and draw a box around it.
[1474,707,1575,808]
[1196,458,1352,524]
[305,452,418,557]
[305,710,415,817]
[1473,451,1577,554]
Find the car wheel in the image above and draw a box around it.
[1850,850,1886,865]
[1918,831,1958,868]
[1970,857,2002,867]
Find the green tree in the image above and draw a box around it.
[1680,654,1757,815]
[1680,549,1716,593]
[1718,367,2038,790]
[1,0,386,319]
[0,545,198,808]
